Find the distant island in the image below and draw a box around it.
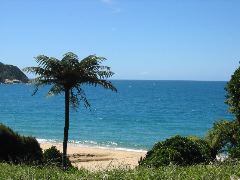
[0,62,29,83]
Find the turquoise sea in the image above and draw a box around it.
[0,81,232,151]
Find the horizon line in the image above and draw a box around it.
[26,77,228,82]
[109,79,228,82]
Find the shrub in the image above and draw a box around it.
[0,124,42,164]
[139,135,212,167]
[21,136,43,163]
[188,136,213,161]
[43,146,72,168]
[206,120,240,158]
[229,146,240,159]
[228,139,240,160]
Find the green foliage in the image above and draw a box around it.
[228,134,240,159]
[206,120,239,158]
[187,136,213,161]
[0,124,42,164]
[139,136,212,167]
[229,146,240,159]
[43,146,72,168]
[1,162,240,179]
[0,62,29,83]
[225,65,240,120]
[23,52,117,108]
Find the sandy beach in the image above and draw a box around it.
[40,143,147,171]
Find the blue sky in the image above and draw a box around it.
[1,0,240,81]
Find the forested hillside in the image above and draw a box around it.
[0,62,29,83]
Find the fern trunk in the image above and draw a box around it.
[62,88,70,169]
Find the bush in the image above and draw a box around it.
[43,146,72,168]
[228,139,240,160]
[229,146,240,159]
[0,124,42,164]
[206,120,240,158]
[188,136,213,161]
[139,135,212,167]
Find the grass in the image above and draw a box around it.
[1,162,240,180]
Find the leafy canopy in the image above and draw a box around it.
[225,64,240,120]
[24,52,117,108]
[206,120,238,155]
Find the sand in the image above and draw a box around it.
[40,143,147,171]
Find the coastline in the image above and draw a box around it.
[37,139,147,153]
[40,142,147,171]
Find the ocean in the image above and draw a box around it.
[0,81,233,151]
